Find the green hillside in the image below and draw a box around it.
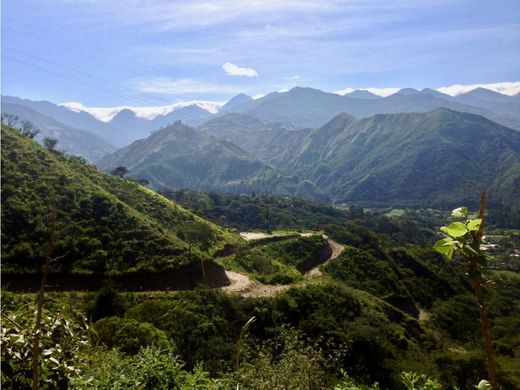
[1,125,239,274]
[283,109,520,207]
[97,121,327,202]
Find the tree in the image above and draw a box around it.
[20,121,40,139]
[110,166,129,178]
[43,137,58,152]
[31,210,69,389]
[178,222,216,283]
[433,193,497,389]
[1,113,19,127]
[263,205,271,233]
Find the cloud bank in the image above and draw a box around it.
[60,100,224,122]
[437,82,520,96]
[222,62,258,77]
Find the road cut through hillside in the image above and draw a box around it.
[221,232,344,297]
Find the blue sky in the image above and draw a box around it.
[2,0,519,106]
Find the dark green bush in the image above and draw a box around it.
[94,316,170,355]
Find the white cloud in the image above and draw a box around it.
[437,82,520,96]
[334,87,400,97]
[60,100,224,122]
[285,74,299,80]
[60,102,123,122]
[222,62,258,77]
[135,77,244,95]
[334,87,355,95]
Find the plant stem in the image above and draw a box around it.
[200,257,207,283]
[471,277,497,389]
[32,209,56,390]
[472,192,497,389]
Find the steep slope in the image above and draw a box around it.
[198,113,312,165]
[224,87,520,130]
[285,109,520,206]
[1,102,115,162]
[1,125,238,275]
[97,122,327,201]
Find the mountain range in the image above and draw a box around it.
[2,86,520,207]
[100,109,520,207]
[3,86,519,152]
[220,87,520,130]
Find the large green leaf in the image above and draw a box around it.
[440,222,468,238]
[433,238,455,260]
[466,218,482,232]
[451,207,468,217]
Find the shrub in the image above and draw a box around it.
[94,317,170,355]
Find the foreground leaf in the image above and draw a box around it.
[433,238,455,259]
[440,222,468,238]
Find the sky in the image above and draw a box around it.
[2,0,520,107]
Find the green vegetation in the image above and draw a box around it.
[207,109,520,208]
[163,189,346,231]
[2,124,520,388]
[4,267,519,388]
[323,246,410,301]
[433,201,496,388]
[97,122,327,201]
[220,235,329,284]
[1,125,238,274]
[287,109,520,207]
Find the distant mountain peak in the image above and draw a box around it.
[221,94,253,112]
[114,108,136,118]
[461,87,506,98]
[229,93,252,101]
[419,88,452,99]
[395,88,420,95]
[287,86,322,93]
[344,90,380,99]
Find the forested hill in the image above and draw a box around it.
[97,121,327,202]
[193,109,520,208]
[280,108,520,207]
[1,125,239,274]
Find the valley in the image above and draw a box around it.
[3,1,520,387]
[2,121,520,388]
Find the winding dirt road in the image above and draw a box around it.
[221,233,344,297]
